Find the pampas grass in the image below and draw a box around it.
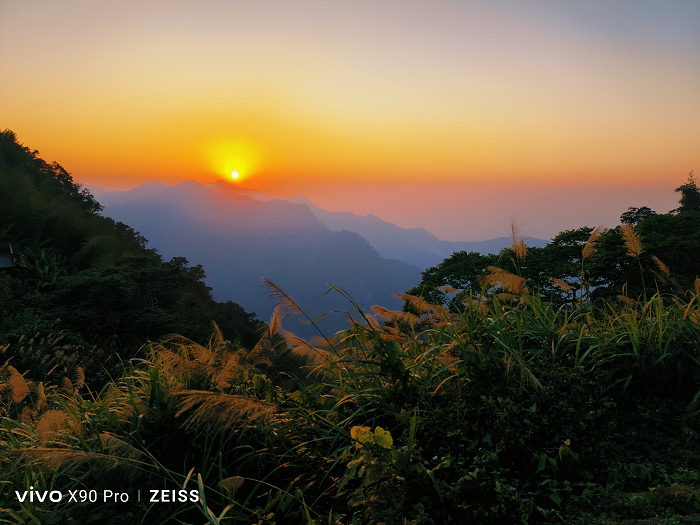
[371,305,420,325]
[262,277,335,347]
[17,448,120,473]
[394,293,450,323]
[504,353,542,390]
[582,226,603,259]
[173,390,274,438]
[75,366,85,390]
[550,277,572,293]
[151,322,272,390]
[509,220,527,260]
[652,256,670,277]
[461,294,489,314]
[36,382,47,413]
[8,365,29,403]
[100,432,143,462]
[617,295,637,307]
[277,327,331,378]
[621,224,644,258]
[218,475,245,497]
[438,285,462,295]
[486,266,526,294]
[262,277,306,320]
[36,410,68,443]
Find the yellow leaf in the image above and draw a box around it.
[373,427,394,450]
[350,425,373,448]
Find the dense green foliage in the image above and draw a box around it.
[0,130,260,385]
[2,278,700,524]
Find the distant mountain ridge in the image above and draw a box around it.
[285,193,547,269]
[98,181,422,337]
[100,180,548,271]
[99,181,326,236]
[97,180,548,336]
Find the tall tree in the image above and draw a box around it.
[673,171,700,213]
[620,206,656,226]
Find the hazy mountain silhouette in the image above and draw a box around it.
[99,181,326,236]
[286,195,548,269]
[99,180,548,335]
[103,180,547,270]
[99,181,421,337]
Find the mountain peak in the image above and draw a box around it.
[205,180,282,202]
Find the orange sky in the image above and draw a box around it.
[1,1,699,240]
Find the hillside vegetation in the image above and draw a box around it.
[1,132,700,524]
[0,129,261,386]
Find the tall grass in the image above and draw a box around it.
[2,275,700,523]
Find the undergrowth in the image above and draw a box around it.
[2,270,700,523]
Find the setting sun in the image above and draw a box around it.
[202,137,262,183]
[1,0,698,241]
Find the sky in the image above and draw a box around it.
[1,0,699,241]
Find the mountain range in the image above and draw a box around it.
[285,194,547,269]
[97,180,546,336]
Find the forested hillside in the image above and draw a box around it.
[0,130,260,385]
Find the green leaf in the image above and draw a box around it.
[549,493,563,506]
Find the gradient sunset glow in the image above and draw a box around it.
[1,1,699,240]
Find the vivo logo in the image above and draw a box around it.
[15,486,63,503]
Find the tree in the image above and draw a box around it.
[406,251,498,306]
[673,171,700,213]
[620,206,656,226]
[0,129,102,214]
[636,212,700,290]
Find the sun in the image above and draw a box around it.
[202,137,263,184]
